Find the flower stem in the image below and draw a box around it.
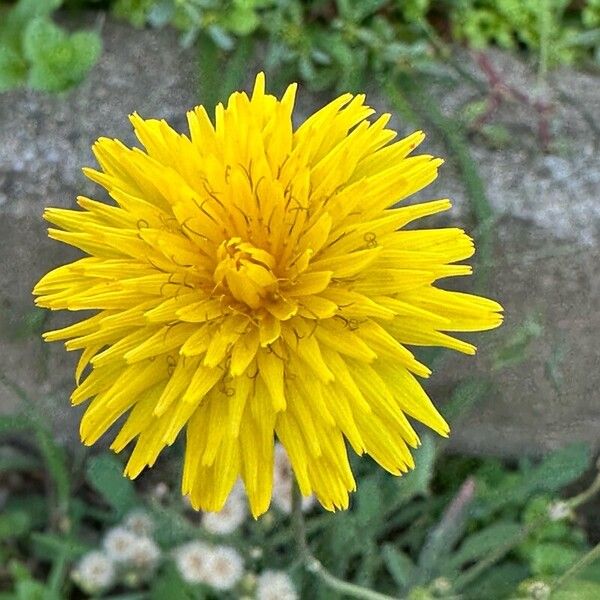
[291,485,399,600]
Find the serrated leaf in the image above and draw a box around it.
[382,544,416,589]
[86,454,138,518]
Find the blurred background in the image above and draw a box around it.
[0,1,599,599]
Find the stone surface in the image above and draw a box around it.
[1,18,598,455]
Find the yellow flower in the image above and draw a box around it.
[33,73,502,517]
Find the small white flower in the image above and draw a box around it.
[202,484,248,535]
[129,536,161,572]
[124,510,154,537]
[103,526,138,563]
[204,545,244,591]
[255,570,298,600]
[272,445,315,514]
[72,551,115,595]
[548,501,572,521]
[174,541,212,584]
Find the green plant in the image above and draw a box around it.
[1,375,600,599]
[451,0,600,67]
[0,0,101,93]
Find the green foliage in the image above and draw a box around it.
[451,0,600,66]
[0,0,101,93]
[86,454,138,518]
[0,416,599,598]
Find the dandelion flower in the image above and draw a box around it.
[174,541,212,584]
[204,545,244,591]
[256,570,298,600]
[34,73,503,517]
[202,482,248,535]
[72,551,115,595]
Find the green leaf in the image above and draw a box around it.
[22,17,65,63]
[32,422,71,512]
[416,478,476,583]
[446,521,522,571]
[0,47,27,91]
[86,454,138,518]
[0,510,32,540]
[462,561,528,600]
[395,433,436,503]
[441,379,491,426]
[0,447,40,473]
[530,542,581,576]
[67,31,102,78]
[29,532,91,561]
[15,580,61,600]
[224,6,260,36]
[0,414,30,434]
[150,564,196,600]
[529,443,590,492]
[355,476,383,529]
[476,443,590,517]
[554,580,600,600]
[382,544,416,589]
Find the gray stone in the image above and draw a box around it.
[1,18,598,456]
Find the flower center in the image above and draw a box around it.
[214,237,278,309]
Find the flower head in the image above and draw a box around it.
[204,545,244,591]
[256,570,298,600]
[174,541,212,584]
[34,73,502,517]
[72,551,115,595]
